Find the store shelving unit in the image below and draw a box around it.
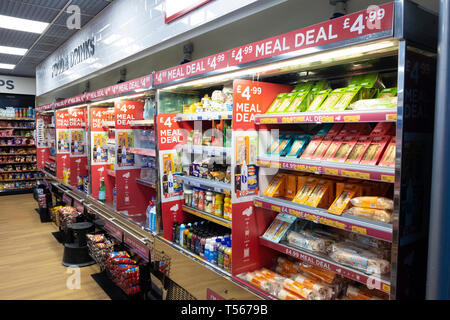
[179,145,231,157]
[0,116,38,194]
[182,205,232,229]
[179,175,231,194]
[175,111,233,122]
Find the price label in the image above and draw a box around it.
[259,118,278,124]
[382,284,391,294]
[386,113,397,121]
[230,45,254,64]
[281,117,293,123]
[352,226,367,235]
[254,200,262,207]
[294,164,307,171]
[342,170,370,180]
[257,160,270,167]
[294,116,305,122]
[285,247,301,259]
[334,221,346,230]
[271,205,281,212]
[381,174,395,183]
[307,166,319,173]
[344,115,360,122]
[236,84,263,101]
[304,213,318,223]
[325,168,339,176]
[288,208,301,217]
[320,116,334,123]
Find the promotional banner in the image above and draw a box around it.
[90,107,113,201]
[157,113,187,240]
[56,110,70,182]
[68,108,88,187]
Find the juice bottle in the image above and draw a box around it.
[179,224,185,247]
[214,193,224,217]
[187,227,194,252]
[224,240,232,272]
[217,239,226,269]
[183,223,191,249]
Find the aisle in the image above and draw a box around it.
[0,194,110,300]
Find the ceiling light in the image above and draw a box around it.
[0,15,49,34]
[0,45,28,56]
[0,63,15,70]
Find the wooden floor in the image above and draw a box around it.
[0,194,110,300]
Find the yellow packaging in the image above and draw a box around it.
[305,179,333,208]
[236,136,249,165]
[264,173,286,197]
[293,178,318,204]
[285,174,298,200]
[350,196,394,210]
[328,184,361,216]
[296,174,309,194]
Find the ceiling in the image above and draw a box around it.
[0,0,113,78]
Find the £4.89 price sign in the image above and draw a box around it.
[229,3,393,66]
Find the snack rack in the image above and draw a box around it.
[35,0,438,300]
[0,109,39,194]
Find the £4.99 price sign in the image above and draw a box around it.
[157,114,185,151]
[229,2,393,66]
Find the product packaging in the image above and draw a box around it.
[321,136,344,161]
[345,207,392,223]
[378,87,398,98]
[339,123,372,136]
[284,91,310,113]
[350,196,394,210]
[286,230,330,254]
[266,93,288,113]
[329,136,358,162]
[264,173,286,197]
[262,213,297,243]
[300,135,324,160]
[328,184,361,215]
[349,97,397,110]
[307,89,331,112]
[359,135,391,165]
[378,136,396,167]
[310,135,334,160]
[316,124,333,135]
[318,88,347,111]
[274,93,298,113]
[327,123,345,136]
[305,179,333,208]
[284,135,310,158]
[330,86,362,111]
[285,174,298,200]
[370,122,394,136]
[345,136,373,164]
[293,177,318,204]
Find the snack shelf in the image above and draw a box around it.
[175,111,233,121]
[0,170,38,174]
[259,236,391,294]
[254,195,392,242]
[179,145,231,157]
[0,144,35,147]
[129,119,154,126]
[0,187,35,194]
[255,109,397,125]
[0,162,36,165]
[182,205,232,229]
[0,178,38,182]
[0,136,34,138]
[127,148,156,157]
[0,153,36,156]
[0,127,35,130]
[179,175,231,195]
[107,169,116,178]
[256,155,395,183]
[135,178,156,189]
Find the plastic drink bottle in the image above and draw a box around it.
[183,224,191,249]
[98,177,106,203]
[145,200,153,230]
[150,197,156,231]
[224,240,232,272]
[218,240,226,269]
[179,224,185,247]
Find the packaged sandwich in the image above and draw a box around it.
[345,207,392,223]
[330,136,358,162]
[378,87,398,98]
[285,174,298,200]
[346,285,388,300]
[293,177,318,204]
[264,173,286,197]
[266,93,288,113]
[321,136,344,161]
[329,242,390,275]
[278,289,303,300]
[284,136,310,158]
[318,88,347,111]
[330,86,362,111]
[316,124,333,135]
[359,136,390,165]
[263,213,297,243]
[379,136,396,167]
[305,179,332,208]
[266,137,283,155]
[328,184,361,216]
[300,135,324,160]
[327,123,345,136]
[310,135,334,160]
[286,230,330,254]
[295,263,337,284]
[345,136,373,164]
[350,196,394,210]
[284,91,310,113]
[282,278,318,300]
[292,82,314,93]
[307,89,331,112]
[292,274,334,300]
[274,93,298,113]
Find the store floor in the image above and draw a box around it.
[0,194,110,300]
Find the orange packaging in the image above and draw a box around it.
[359,135,391,165]
[305,179,333,208]
[328,184,361,215]
[282,279,315,299]
[285,174,298,200]
[370,122,394,136]
[293,177,318,204]
[311,135,334,160]
[321,135,345,161]
[345,136,373,164]
[329,136,358,162]
[296,174,309,194]
[264,173,286,197]
[278,289,303,300]
[379,136,396,167]
[277,257,297,274]
[300,135,324,160]
[296,263,336,284]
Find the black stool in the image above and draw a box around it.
[62,222,95,267]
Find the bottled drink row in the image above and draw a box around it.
[172,220,232,272]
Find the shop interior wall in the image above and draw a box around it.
[35,0,438,105]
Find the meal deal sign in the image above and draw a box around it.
[115,100,144,129]
[154,52,228,85]
[233,80,293,131]
[228,2,394,66]
[157,113,185,150]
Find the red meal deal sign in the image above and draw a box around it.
[154,51,228,85]
[229,3,394,66]
[157,113,185,150]
[68,108,86,129]
[56,110,69,129]
[36,104,53,113]
[233,80,293,131]
[90,108,109,132]
[85,75,152,101]
[115,100,144,130]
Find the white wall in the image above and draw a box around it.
[36,0,439,105]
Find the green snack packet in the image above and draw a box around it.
[292,82,314,93]
[266,93,288,113]
[349,73,384,89]
[274,92,298,113]
[378,88,398,98]
[285,91,310,113]
[308,80,329,105]
[308,89,331,112]
[318,88,347,111]
[330,86,362,111]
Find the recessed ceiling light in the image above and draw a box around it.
[0,63,15,70]
[0,45,28,56]
[0,15,49,34]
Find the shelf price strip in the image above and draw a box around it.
[124,233,149,262]
[254,196,392,242]
[256,157,394,183]
[259,237,390,294]
[104,220,123,242]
